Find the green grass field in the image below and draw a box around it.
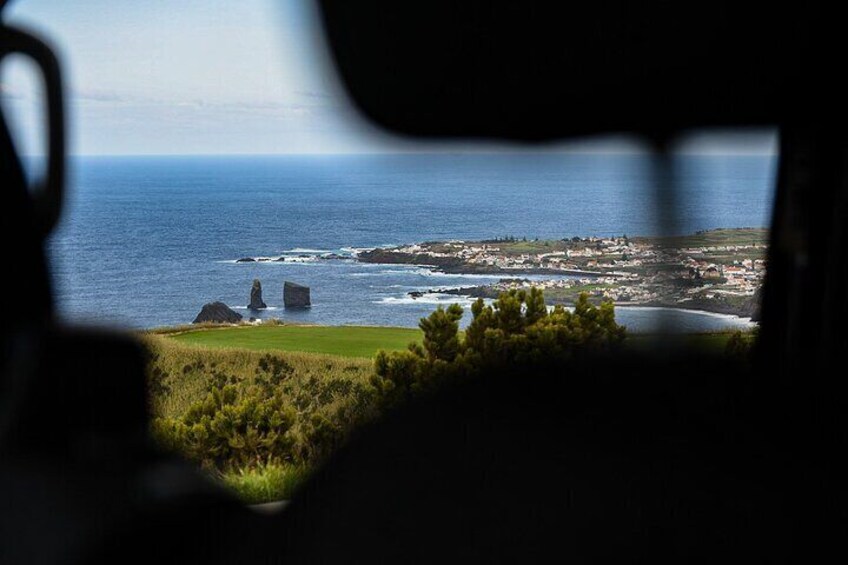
[477,228,769,255]
[165,324,422,358]
[637,227,769,249]
[162,322,740,361]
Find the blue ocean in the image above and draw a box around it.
[48,153,776,332]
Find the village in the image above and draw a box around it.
[357,228,769,318]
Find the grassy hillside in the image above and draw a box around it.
[636,227,768,248]
[163,324,422,358]
[144,325,753,503]
[144,335,375,420]
[144,334,380,502]
[447,228,769,255]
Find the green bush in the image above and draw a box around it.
[145,340,380,473]
[374,290,626,404]
[152,384,296,470]
[152,372,381,471]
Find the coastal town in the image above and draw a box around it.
[357,228,768,319]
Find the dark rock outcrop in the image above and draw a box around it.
[248,279,267,310]
[284,281,311,308]
[357,248,465,269]
[236,257,255,263]
[193,302,242,324]
[427,286,502,299]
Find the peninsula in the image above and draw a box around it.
[357,228,768,319]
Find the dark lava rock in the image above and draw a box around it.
[275,257,286,262]
[284,281,311,308]
[193,302,243,324]
[236,257,256,263]
[248,279,267,310]
[436,286,501,299]
[357,248,464,269]
[408,291,424,299]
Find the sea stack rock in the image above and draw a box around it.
[193,302,243,324]
[248,279,267,310]
[284,281,311,309]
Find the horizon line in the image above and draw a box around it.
[53,149,778,158]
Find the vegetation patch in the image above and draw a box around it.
[219,463,310,505]
[373,290,626,405]
[145,335,380,500]
[144,294,756,503]
[164,324,422,358]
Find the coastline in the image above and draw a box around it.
[418,288,758,322]
[147,305,754,336]
[356,229,766,322]
[357,249,607,278]
[614,305,756,325]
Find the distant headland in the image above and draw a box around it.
[356,228,767,319]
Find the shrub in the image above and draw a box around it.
[374,290,626,404]
[152,384,296,470]
[146,340,380,472]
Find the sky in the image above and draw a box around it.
[1,0,777,156]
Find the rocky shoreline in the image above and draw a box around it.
[413,284,760,320]
[229,229,765,322]
[357,248,605,277]
[360,230,766,322]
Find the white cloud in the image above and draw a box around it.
[73,88,125,103]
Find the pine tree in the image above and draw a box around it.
[374,289,627,404]
[419,303,463,362]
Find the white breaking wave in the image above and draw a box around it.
[340,246,374,255]
[378,268,544,281]
[282,256,320,263]
[227,250,360,264]
[223,257,286,263]
[430,273,568,282]
[350,267,554,281]
[375,294,488,307]
[284,248,333,254]
[348,267,432,277]
[415,272,503,280]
